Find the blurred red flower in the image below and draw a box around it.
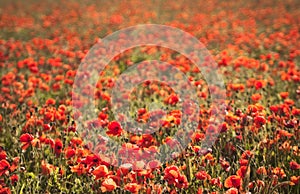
[93,165,109,180]
[20,133,34,150]
[54,138,63,155]
[124,183,141,193]
[164,165,180,185]
[0,160,10,176]
[290,161,300,170]
[101,178,117,192]
[224,175,242,188]
[290,176,300,185]
[195,170,211,180]
[106,121,123,136]
[10,174,18,184]
[225,188,238,194]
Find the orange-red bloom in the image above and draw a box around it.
[20,133,34,150]
[106,121,123,136]
[101,178,117,192]
[41,160,56,175]
[224,175,242,188]
[290,176,300,185]
[0,160,10,176]
[64,147,76,159]
[124,183,141,194]
[93,165,109,180]
[54,138,63,155]
[195,170,211,180]
[0,150,6,160]
[290,161,300,170]
[225,188,239,194]
[251,93,262,102]
[164,165,180,185]
[70,164,86,176]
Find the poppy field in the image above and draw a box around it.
[0,0,300,193]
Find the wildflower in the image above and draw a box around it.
[70,164,86,176]
[64,147,76,159]
[225,188,238,194]
[279,92,289,99]
[45,98,56,105]
[164,165,180,185]
[290,161,300,170]
[251,93,262,102]
[210,177,222,188]
[0,160,10,176]
[10,174,18,185]
[124,183,141,194]
[195,170,211,180]
[0,151,6,160]
[256,166,267,175]
[93,165,109,180]
[224,175,242,188]
[117,163,132,176]
[20,133,34,150]
[164,94,179,105]
[272,167,286,178]
[54,138,63,155]
[41,160,56,175]
[106,121,123,136]
[175,174,189,188]
[290,176,300,185]
[101,178,117,192]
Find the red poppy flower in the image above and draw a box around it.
[0,160,10,176]
[70,137,83,146]
[20,133,34,150]
[254,80,265,90]
[138,134,155,148]
[54,138,63,155]
[9,157,19,172]
[254,116,266,127]
[164,165,180,185]
[146,159,160,169]
[237,166,249,178]
[224,175,242,188]
[106,121,123,136]
[272,167,286,178]
[230,83,245,92]
[93,165,109,180]
[41,160,56,175]
[256,166,267,175]
[175,174,189,188]
[164,94,179,105]
[10,174,18,184]
[277,129,293,138]
[210,177,222,188]
[290,176,300,185]
[0,151,6,160]
[279,92,289,99]
[251,93,262,102]
[64,147,76,159]
[0,187,11,194]
[45,98,56,105]
[70,164,86,176]
[290,161,300,170]
[117,163,132,176]
[225,188,239,194]
[124,183,141,194]
[101,178,117,192]
[220,159,231,172]
[195,170,211,180]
